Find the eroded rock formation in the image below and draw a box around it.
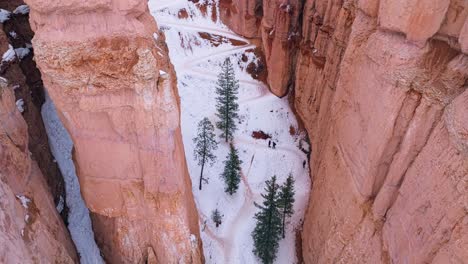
[0,0,68,221]
[223,0,468,263]
[0,5,76,262]
[220,0,303,97]
[25,0,203,262]
[0,78,78,263]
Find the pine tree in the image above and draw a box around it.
[252,176,282,264]
[278,173,295,238]
[211,209,223,228]
[221,143,242,195]
[215,58,240,142]
[193,117,218,190]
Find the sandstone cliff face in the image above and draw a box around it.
[25,0,203,263]
[223,0,468,263]
[0,79,78,263]
[220,0,303,97]
[0,0,68,222]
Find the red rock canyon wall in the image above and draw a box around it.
[24,0,203,263]
[1,6,77,262]
[222,0,468,263]
[0,78,78,263]
[0,0,68,219]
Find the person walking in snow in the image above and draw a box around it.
[268,140,271,148]
[272,141,277,149]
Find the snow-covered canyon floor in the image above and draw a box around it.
[149,1,311,263]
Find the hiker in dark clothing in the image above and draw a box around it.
[303,160,306,168]
[268,140,271,148]
[272,141,277,149]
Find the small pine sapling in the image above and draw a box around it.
[211,209,223,228]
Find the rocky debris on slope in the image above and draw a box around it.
[24,0,203,262]
[0,0,68,221]
[0,77,78,263]
[223,0,468,263]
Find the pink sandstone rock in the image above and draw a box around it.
[221,0,303,97]
[378,0,450,44]
[439,0,468,39]
[219,0,261,38]
[295,1,468,263]
[24,0,203,262]
[460,19,468,53]
[0,80,78,263]
[223,0,467,263]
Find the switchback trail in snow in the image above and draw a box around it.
[150,1,311,263]
[159,20,249,42]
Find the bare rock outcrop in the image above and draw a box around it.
[220,0,303,97]
[0,78,78,263]
[298,1,468,262]
[0,0,68,221]
[25,0,203,263]
[223,0,468,263]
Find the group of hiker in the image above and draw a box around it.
[268,138,308,169]
[268,140,277,149]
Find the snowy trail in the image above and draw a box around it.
[234,135,306,159]
[183,45,255,69]
[186,67,268,89]
[159,21,248,42]
[150,0,184,11]
[150,1,311,263]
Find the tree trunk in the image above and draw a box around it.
[199,158,205,190]
[282,211,286,238]
[225,93,229,143]
[225,113,229,143]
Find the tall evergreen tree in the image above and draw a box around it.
[252,176,282,264]
[278,173,295,238]
[221,143,242,195]
[215,58,240,142]
[193,117,218,190]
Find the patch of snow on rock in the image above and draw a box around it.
[2,45,16,62]
[13,5,29,15]
[16,99,24,113]
[0,9,10,23]
[16,195,31,208]
[15,47,30,60]
[56,195,65,213]
[9,31,17,39]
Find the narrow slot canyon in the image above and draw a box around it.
[0,0,467,264]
